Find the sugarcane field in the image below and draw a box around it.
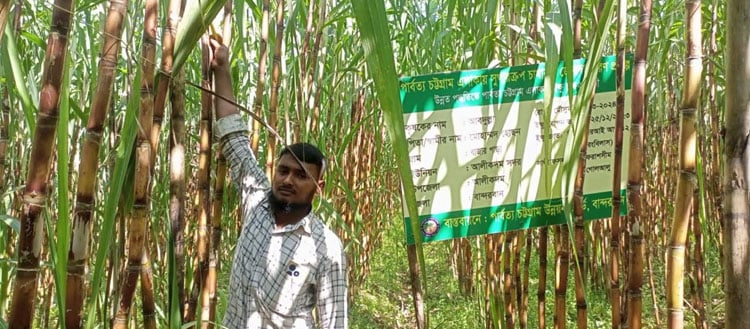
[0,0,747,328]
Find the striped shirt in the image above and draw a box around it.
[216,114,348,329]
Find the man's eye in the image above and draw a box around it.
[296,172,308,179]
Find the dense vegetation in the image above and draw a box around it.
[0,0,744,328]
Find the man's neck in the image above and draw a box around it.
[274,208,309,229]
[268,192,312,229]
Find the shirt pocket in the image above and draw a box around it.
[273,260,317,314]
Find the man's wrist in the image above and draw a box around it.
[212,65,230,74]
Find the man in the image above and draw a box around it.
[210,39,348,329]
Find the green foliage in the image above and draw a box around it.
[350,1,429,326]
[83,49,141,329]
[0,0,732,327]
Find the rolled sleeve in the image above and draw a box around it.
[215,114,270,200]
[214,113,248,141]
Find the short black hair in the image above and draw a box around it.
[278,142,327,176]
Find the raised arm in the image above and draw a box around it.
[211,39,239,121]
[210,39,270,193]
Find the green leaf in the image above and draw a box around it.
[52,25,74,328]
[84,48,142,329]
[173,0,228,75]
[2,24,37,133]
[350,0,428,326]
[0,214,20,233]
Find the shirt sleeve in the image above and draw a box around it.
[214,114,270,204]
[316,245,348,329]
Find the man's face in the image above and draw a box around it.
[271,153,324,206]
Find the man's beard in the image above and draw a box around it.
[268,192,312,215]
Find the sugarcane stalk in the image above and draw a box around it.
[625,1,652,328]
[141,249,157,329]
[112,0,158,326]
[203,6,232,327]
[553,226,569,329]
[723,0,750,325]
[8,0,75,327]
[666,0,701,327]
[0,0,10,45]
[571,0,590,327]
[186,34,213,324]
[205,148,226,329]
[305,0,327,134]
[265,0,285,176]
[65,1,129,328]
[159,0,186,324]
[169,66,188,326]
[0,74,8,192]
[251,0,270,153]
[503,233,515,328]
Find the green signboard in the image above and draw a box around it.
[400,55,632,244]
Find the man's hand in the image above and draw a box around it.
[209,37,239,120]
[210,38,230,72]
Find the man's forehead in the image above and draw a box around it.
[278,154,317,173]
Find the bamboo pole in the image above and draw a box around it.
[666,0,701,327]
[8,0,75,327]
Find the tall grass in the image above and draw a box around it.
[0,0,736,328]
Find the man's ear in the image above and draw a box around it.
[316,180,326,193]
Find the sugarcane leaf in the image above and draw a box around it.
[172,0,227,75]
[350,1,428,326]
[51,28,74,326]
[84,45,142,329]
[558,0,575,106]
[0,214,19,233]
[2,24,36,133]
